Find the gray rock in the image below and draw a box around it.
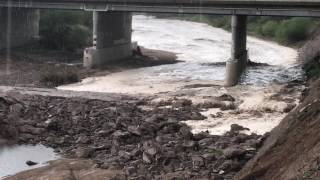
[230,124,250,133]
[75,147,94,158]
[26,160,38,166]
[142,152,152,164]
[223,146,246,159]
[192,156,205,168]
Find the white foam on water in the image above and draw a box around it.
[58,15,302,135]
[59,15,299,94]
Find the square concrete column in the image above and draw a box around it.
[225,15,248,86]
[84,11,133,68]
[0,8,39,50]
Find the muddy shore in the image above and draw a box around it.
[0,28,309,179]
[0,43,307,179]
[0,46,178,88]
[0,70,306,180]
[0,87,267,179]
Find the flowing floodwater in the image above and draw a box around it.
[0,144,59,179]
[59,15,303,135]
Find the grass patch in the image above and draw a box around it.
[304,58,320,79]
[40,66,80,87]
[207,149,224,156]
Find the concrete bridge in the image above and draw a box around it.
[1,0,320,86]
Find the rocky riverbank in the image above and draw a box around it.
[0,89,266,179]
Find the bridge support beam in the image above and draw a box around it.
[84,11,133,68]
[0,8,39,50]
[225,15,248,86]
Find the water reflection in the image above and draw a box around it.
[0,144,59,179]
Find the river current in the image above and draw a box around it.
[0,15,305,179]
[59,15,303,135]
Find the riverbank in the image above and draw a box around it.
[153,14,316,48]
[0,15,307,179]
[1,87,265,179]
[233,28,320,180]
[0,46,178,88]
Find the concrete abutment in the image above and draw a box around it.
[84,11,133,68]
[225,15,248,86]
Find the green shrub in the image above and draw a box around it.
[275,17,313,44]
[39,10,92,51]
[40,67,80,87]
[261,20,279,37]
[304,59,320,78]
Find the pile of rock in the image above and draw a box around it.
[1,94,264,179]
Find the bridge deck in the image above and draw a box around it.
[1,0,320,16]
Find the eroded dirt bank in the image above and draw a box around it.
[0,88,265,179]
[234,78,320,180]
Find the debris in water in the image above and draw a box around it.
[26,160,38,166]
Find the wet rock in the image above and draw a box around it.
[142,152,153,164]
[243,139,262,148]
[75,135,90,144]
[283,103,296,113]
[9,103,24,117]
[172,99,192,108]
[179,125,193,139]
[202,153,216,161]
[198,138,214,147]
[216,94,236,102]
[96,129,114,137]
[127,126,142,136]
[230,124,250,133]
[138,122,157,136]
[46,119,61,131]
[75,147,94,158]
[26,160,38,166]
[118,150,132,162]
[193,131,211,141]
[219,159,242,172]
[192,156,205,168]
[198,100,224,109]
[112,130,130,139]
[0,94,263,179]
[211,112,223,118]
[182,140,197,149]
[19,133,35,142]
[211,174,224,180]
[3,125,19,139]
[190,111,207,120]
[220,102,236,111]
[146,147,158,156]
[223,146,246,159]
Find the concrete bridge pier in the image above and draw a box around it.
[225,15,248,86]
[84,11,133,68]
[0,8,39,50]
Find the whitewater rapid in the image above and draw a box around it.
[59,15,299,94]
[58,15,303,135]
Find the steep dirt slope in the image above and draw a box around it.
[234,78,320,180]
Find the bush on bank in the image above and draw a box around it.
[275,17,313,44]
[177,14,317,46]
[39,10,92,51]
[40,66,80,87]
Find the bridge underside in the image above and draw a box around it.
[1,1,320,17]
[2,0,314,85]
